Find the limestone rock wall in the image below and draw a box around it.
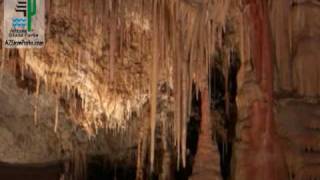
[270,0,320,98]
[270,1,320,179]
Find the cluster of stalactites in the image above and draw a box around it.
[147,0,230,171]
[31,0,151,134]
[0,0,230,173]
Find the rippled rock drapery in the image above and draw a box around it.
[233,0,320,179]
[269,0,320,179]
[270,0,320,97]
[233,0,288,179]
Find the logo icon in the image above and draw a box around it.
[15,0,37,31]
[15,0,27,16]
[3,0,45,48]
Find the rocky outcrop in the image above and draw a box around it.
[0,72,71,163]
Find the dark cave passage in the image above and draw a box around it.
[0,156,137,180]
[0,162,63,180]
[175,84,201,180]
[175,50,240,180]
[86,157,136,180]
[211,50,240,180]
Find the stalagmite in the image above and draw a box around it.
[190,85,222,180]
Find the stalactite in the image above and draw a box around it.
[149,0,159,172]
[0,48,5,87]
[135,129,145,179]
[239,6,245,69]
[171,2,178,156]
[75,48,79,71]
[288,6,293,55]
[34,75,40,125]
[63,0,67,18]
[72,148,87,180]
[161,114,171,179]
[46,0,52,34]
[109,15,116,84]
[54,95,59,133]
[224,49,230,119]
[44,76,49,94]
[11,57,16,76]
[69,0,73,19]
[77,0,82,37]
[181,64,188,168]
[135,141,142,180]
[175,55,182,170]
[19,50,26,81]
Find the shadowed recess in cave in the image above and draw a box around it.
[211,50,240,180]
[175,84,201,179]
